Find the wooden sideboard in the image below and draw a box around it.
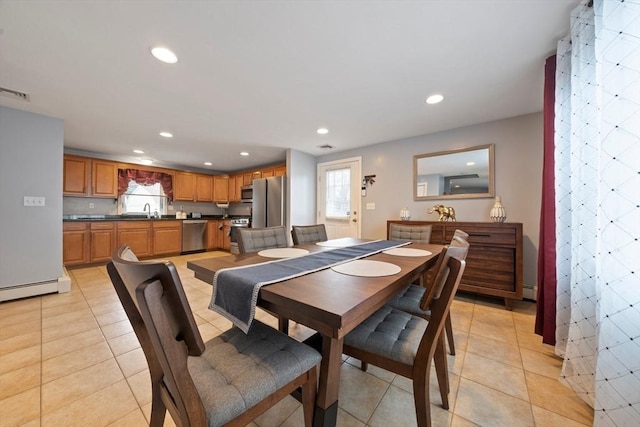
[387,220,523,309]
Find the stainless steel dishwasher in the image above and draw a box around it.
[181,220,207,253]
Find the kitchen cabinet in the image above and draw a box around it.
[221,220,231,251]
[90,222,116,262]
[261,168,274,178]
[117,221,153,258]
[91,160,118,198]
[63,155,118,198]
[195,175,213,202]
[63,222,90,265]
[228,174,244,202]
[152,221,182,255]
[174,172,216,202]
[207,220,221,249]
[63,155,90,196]
[387,220,523,309]
[213,175,229,202]
[173,172,196,201]
[274,164,286,176]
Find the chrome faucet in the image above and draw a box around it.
[143,203,151,218]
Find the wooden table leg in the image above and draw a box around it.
[313,335,343,427]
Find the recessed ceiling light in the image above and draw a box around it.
[425,94,444,104]
[240,152,249,156]
[466,161,475,166]
[159,131,173,138]
[140,159,153,165]
[150,47,178,64]
[317,128,329,135]
[204,162,212,166]
[133,149,144,154]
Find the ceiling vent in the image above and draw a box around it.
[316,144,334,150]
[0,87,30,102]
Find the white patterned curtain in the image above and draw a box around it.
[554,0,640,426]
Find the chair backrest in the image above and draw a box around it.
[107,246,208,426]
[420,236,469,311]
[389,223,432,243]
[452,229,469,241]
[237,225,289,253]
[291,224,328,245]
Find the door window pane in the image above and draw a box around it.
[325,168,350,218]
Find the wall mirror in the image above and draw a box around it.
[413,144,494,200]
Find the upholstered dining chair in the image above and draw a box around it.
[107,246,321,427]
[389,222,432,243]
[387,228,468,355]
[343,238,469,427]
[291,224,328,245]
[237,225,289,254]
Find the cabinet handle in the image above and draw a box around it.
[468,233,491,238]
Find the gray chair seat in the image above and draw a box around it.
[190,320,321,426]
[344,305,428,366]
[387,284,430,316]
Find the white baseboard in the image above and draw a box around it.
[0,268,71,302]
[523,285,538,301]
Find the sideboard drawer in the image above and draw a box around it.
[445,225,516,246]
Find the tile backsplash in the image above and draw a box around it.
[63,197,224,216]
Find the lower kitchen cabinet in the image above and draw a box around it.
[207,220,220,249]
[90,222,116,263]
[63,222,90,266]
[153,221,182,255]
[117,221,152,258]
[221,220,231,251]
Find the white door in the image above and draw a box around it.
[317,157,362,239]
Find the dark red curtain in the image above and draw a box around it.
[117,169,173,201]
[535,55,557,345]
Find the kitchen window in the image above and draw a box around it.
[119,181,168,216]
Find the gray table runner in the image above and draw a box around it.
[209,240,408,333]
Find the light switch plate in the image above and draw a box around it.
[366,203,375,210]
[24,196,45,207]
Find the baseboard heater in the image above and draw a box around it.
[0,273,71,302]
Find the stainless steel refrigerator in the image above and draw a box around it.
[252,176,286,228]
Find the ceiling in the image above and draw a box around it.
[0,0,577,173]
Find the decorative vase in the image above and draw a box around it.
[490,196,507,223]
[400,207,411,221]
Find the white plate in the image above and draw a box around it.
[382,248,432,257]
[316,238,354,248]
[331,260,401,277]
[258,248,310,258]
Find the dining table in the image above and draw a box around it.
[187,238,443,427]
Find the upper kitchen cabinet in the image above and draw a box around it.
[213,175,229,202]
[63,155,118,198]
[174,172,221,202]
[173,172,196,201]
[63,155,90,196]
[195,174,213,202]
[91,160,118,198]
[274,164,286,176]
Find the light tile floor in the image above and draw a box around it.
[0,252,594,427]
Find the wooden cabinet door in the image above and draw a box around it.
[213,176,229,202]
[274,164,286,176]
[234,175,244,200]
[207,220,218,249]
[91,160,118,198]
[221,220,231,250]
[117,222,152,257]
[174,172,196,201]
[90,222,115,262]
[195,175,213,202]
[152,221,182,255]
[63,156,90,196]
[63,222,90,265]
[261,168,274,178]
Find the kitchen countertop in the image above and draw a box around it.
[62,214,231,222]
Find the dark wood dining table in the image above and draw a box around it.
[187,238,442,427]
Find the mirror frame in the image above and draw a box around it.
[413,144,495,200]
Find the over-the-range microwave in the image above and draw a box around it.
[241,185,253,202]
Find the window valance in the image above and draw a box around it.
[117,169,173,201]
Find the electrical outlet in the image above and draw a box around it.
[24,196,45,207]
[89,203,95,209]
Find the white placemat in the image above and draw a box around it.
[382,247,432,257]
[331,260,401,277]
[258,248,310,258]
[316,238,354,248]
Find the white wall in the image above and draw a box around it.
[286,149,317,228]
[0,106,64,287]
[317,113,543,288]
